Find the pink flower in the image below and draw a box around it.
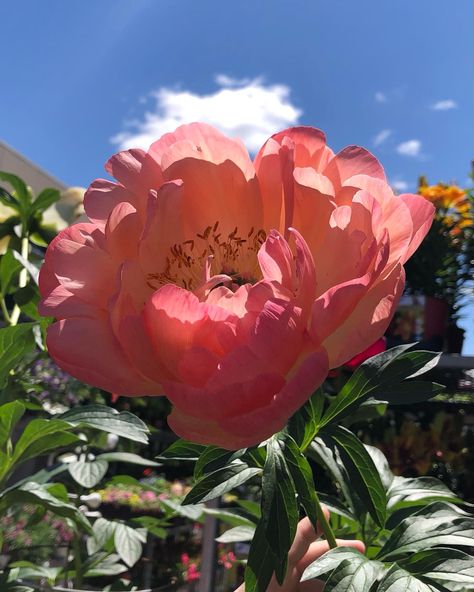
[186,563,200,581]
[39,124,434,449]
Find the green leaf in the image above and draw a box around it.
[322,426,386,527]
[365,444,394,491]
[203,507,256,527]
[194,445,246,479]
[114,523,146,567]
[387,476,461,510]
[97,451,160,466]
[11,251,40,285]
[245,521,277,592]
[318,346,440,428]
[158,438,206,460]
[236,498,261,519]
[301,547,372,581]
[288,388,325,449]
[0,172,30,212]
[0,324,36,388]
[305,553,384,591]
[0,400,25,446]
[87,517,116,555]
[260,437,298,584]
[401,547,474,587]
[317,493,356,522]
[378,380,445,405]
[12,418,79,465]
[60,404,149,443]
[309,438,354,510]
[84,553,128,577]
[183,463,261,505]
[0,481,91,532]
[216,525,256,543]
[377,565,442,592]
[0,250,21,295]
[132,516,169,539]
[160,498,205,521]
[31,188,60,215]
[283,435,320,532]
[68,459,109,488]
[379,508,474,559]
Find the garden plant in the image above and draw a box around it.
[0,124,473,591]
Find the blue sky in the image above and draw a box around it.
[2,0,473,351]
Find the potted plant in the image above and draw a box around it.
[404,176,474,352]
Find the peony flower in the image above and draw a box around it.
[39,123,434,449]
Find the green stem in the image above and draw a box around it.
[72,531,83,588]
[10,235,29,326]
[313,489,338,548]
[0,295,11,324]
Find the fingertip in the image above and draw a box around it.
[335,538,366,554]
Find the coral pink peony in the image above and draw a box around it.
[39,124,434,449]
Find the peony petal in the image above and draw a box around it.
[84,179,129,228]
[324,146,386,189]
[399,193,435,262]
[46,316,159,395]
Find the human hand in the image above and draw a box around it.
[234,509,365,591]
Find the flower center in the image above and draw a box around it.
[146,222,267,292]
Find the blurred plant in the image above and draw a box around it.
[404,176,474,322]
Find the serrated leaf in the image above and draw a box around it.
[322,426,386,527]
[194,446,246,479]
[69,459,109,488]
[59,404,149,444]
[114,523,144,567]
[158,438,206,460]
[97,451,160,466]
[216,525,256,543]
[183,463,261,504]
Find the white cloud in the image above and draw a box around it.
[373,129,392,147]
[390,179,409,193]
[112,75,302,153]
[396,139,422,157]
[430,99,458,111]
[375,91,387,103]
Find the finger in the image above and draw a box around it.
[297,538,366,574]
[300,579,325,592]
[288,507,330,566]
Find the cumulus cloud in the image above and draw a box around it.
[112,75,302,153]
[375,91,387,103]
[397,139,422,157]
[430,99,458,111]
[373,129,392,147]
[390,179,409,193]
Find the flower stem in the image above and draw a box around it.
[313,489,337,548]
[10,235,29,326]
